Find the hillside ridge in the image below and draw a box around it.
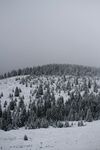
[1,64,100,79]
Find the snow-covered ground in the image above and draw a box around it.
[0,120,100,150]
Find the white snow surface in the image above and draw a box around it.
[0,120,100,150]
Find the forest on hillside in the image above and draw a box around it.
[0,64,100,79]
[0,73,100,131]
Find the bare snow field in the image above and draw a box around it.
[0,120,100,150]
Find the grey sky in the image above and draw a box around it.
[0,0,100,73]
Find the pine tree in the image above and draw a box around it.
[10,100,15,110]
[24,135,28,141]
[83,80,89,96]
[88,79,91,89]
[68,108,74,121]
[18,98,25,109]
[19,106,27,127]
[4,101,7,108]
[50,105,58,121]
[78,120,84,127]
[15,87,19,97]
[75,112,79,121]
[86,108,93,122]
[0,103,2,118]
[66,80,71,91]
[7,107,12,130]
[65,121,69,127]
[40,118,49,128]
[94,81,98,93]
[46,109,51,120]
[57,96,64,120]
[57,121,63,128]
[0,92,3,97]
[36,84,43,98]
[1,109,7,131]
[75,77,78,85]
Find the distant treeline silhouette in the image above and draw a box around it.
[0,64,100,79]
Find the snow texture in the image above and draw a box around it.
[0,121,100,150]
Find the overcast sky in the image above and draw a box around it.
[0,0,100,73]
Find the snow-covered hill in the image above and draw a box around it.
[0,75,100,108]
[0,76,31,108]
[0,75,100,149]
[0,120,100,150]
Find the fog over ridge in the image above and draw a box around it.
[0,0,100,73]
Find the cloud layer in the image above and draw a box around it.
[0,0,100,73]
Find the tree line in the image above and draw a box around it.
[0,64,100,79]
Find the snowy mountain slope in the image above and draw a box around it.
[0,75,100,149]
[0,76,32,108]
[0,75,100,108]
[0,120,100,150]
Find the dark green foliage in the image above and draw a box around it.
[36,84,43,98]
[40,118,49,128]
[0,92,3,97]
[86,108,93,122]
[15,87,20,97]
[1,64,100,79]
[9,93,13,99]
[6,107,12,127]
[24,135,28,141]
[19,98,25,109]
[1,109,7,131]
[68,108,74,121]
[65,121,69,127]
[57,121,63,128]
[0,87,100,131]
[4,101,7,108]
[94,82,98,93]
[46,109,51,120]
[50,105,58,121]
[66,81,71,91]
[88,79,91,89]
[0,103,2,118]
[75,77,78,85]
[57,96,64,120]
[78,120,84,127]
[83,80,89,96]
[9,100,15,110]
[19,107,27,127]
